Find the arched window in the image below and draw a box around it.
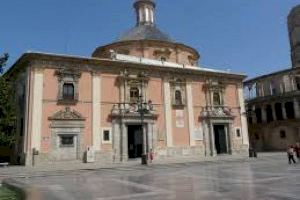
[213,92,221,106]
[175,90,183,105]
[285,102,295,119]
[63,83,74,100]
[130,87,139,102]
[275,103,283,120]
[255,108,262,123]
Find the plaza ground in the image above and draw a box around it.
[1,153,300,200]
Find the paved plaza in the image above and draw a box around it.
[2,153,300,200]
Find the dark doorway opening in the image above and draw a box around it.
[128,125,143,159]
[266,105,273,123]
[285,102,295,119]
[213,125,228,154]
[255,108,262,123]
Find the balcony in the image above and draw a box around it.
[111,102,158,119]
[200,106,234,119]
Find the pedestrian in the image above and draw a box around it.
[295,143,300,160]
[287,145,296,164]
[149,149,154,163]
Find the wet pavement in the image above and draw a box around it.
[7,154,300,200]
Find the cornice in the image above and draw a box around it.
[8,52,245,82]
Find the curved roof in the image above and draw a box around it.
[118,25,173,42]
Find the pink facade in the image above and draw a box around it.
[8,0,249,166]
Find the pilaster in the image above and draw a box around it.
[92,73,101,151]
[112,121,121,162]
[163,78,173,147]
[31,68,44,151]
[186,82,195,146]
[122,123,128,161]
[238,85,249,145]
[147,123,154,151]
[209,123,217,156]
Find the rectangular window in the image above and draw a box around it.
[60,135,74,147]
[130,87,139,102]
[236,128,241,137]
[103,130,110,141]
[63,83,75,100]
[102,128,112,144]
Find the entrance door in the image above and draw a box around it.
[128,125,143,159]
[213,125,228,154]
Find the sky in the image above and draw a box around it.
[1,0,300,78]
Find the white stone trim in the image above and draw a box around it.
[92,74,101,150]
[31,69,44,151]
[186,83,195,146]
[23,68,30,153]
[163,79,173,147]
[102,127,112,144]
[150,10,154,24]
[145,7,150,22]
[238,86,249,145]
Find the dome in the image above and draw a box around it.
[118,25,173,42]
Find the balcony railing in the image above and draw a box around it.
[111,102,155,116]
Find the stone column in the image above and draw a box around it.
[122,123,128,161]
[282,103,287,120]
[209,122,217,156]
[112,121,121,162]
[163,78,173,147]
[261,105,267,123]
[291,77,296,91]
[294,98,300,119]
[227,123,234,154]
[203,121,210,157]
[271,103,277,121]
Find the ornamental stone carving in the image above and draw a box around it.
[49,107,85,120]
[55,68,81,104]
[201,106,234,119]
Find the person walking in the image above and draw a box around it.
[287,145,296,164]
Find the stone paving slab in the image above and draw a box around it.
[2,152,300,200]
[0,154,250,182]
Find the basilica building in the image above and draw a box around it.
[244,5,300,151]
[8,0,249,166]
